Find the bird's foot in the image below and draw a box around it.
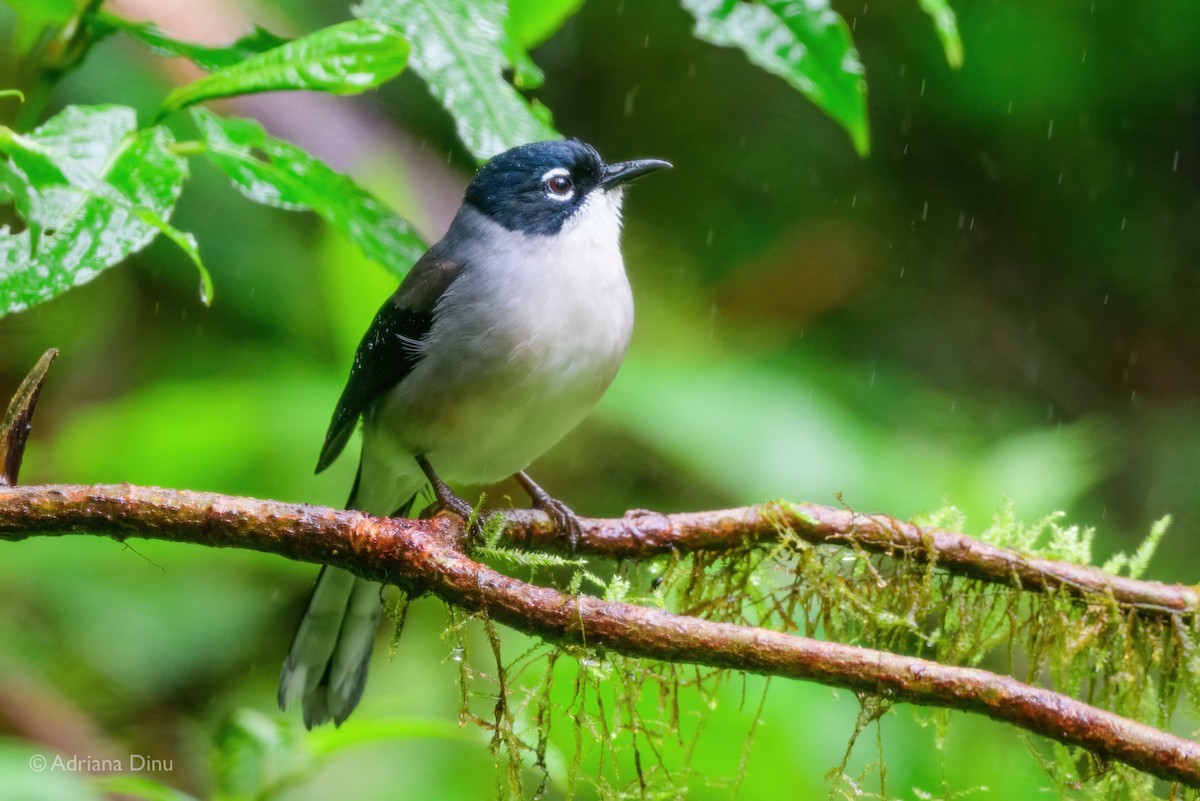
[515,471,582,552]
[417,455,487,546]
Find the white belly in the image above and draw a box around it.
[362,201,634,490]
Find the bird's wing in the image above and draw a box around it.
[315,250,466,473]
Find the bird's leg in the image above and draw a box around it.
[514,470,582,551]
[416,455,484,542]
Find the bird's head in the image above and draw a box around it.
[464,139,671,236]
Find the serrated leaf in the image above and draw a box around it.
[157,19,409,118]
[94,11,289,72]
[681,0,869,156]
[0,107,190,316]
[193,108,425,278]
[918,0,963,69]
[357,0,558,160]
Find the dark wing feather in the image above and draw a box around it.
[315,251,465,473]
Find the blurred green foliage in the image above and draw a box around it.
[1,0,1199,799]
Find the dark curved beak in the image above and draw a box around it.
[599,158,673,190]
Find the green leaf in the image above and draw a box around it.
[3,0,81,57]
[0,106,190,317]
[132,206,213,306]
[306,717,464,757]
[499,28,545,90]
[0,89,25,102]
[357,0,558,160]
[93,11,289,72]
[0,125,70,186]
[919,0,963,69]
[680,0,869,156]
[212,709,304,801]
[157,19,410,118]
[192,108,425,278]
[498,0,582,90]
[507,0,583,48]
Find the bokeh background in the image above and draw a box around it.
[1,0,1198,798]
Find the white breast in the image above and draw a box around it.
[368,194,635,486]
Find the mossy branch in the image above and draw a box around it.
[501,504,1199,617]
[1,483,1199,787]
[4,350,1199,790]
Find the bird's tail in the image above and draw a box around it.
[277,565,385,727]
[278,485,416,728]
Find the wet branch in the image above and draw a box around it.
[501,504,1198,617]
[3,350,1199,787]
[1,483,1199,787]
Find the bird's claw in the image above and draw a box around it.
[416,455,487,545]
[534,494,582,553]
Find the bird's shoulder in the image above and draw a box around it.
[315,247,467,473]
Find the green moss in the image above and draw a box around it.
[444,507,1198,799]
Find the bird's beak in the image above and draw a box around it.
[599,158,673,190]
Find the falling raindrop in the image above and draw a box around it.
[1120,217,1127,231]
[1047,119,1055,140]
[623,85,640,119]
[1081,50,1087,64]
[919,78,926,97]
[1007,100,1014,115]
[705,229,714,246]
[921,201,929,221]
[957,212,965,230]
[850,193,857,208]
[1172,150,1180,172]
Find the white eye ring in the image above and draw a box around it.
[541,167,574,201]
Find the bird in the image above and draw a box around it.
[278,138,671,728]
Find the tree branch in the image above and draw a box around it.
[1,483,1198,787]
[501,504,1198,617]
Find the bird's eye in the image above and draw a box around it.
[547,175,574,196]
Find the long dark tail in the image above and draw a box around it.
[278,493,414,728]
